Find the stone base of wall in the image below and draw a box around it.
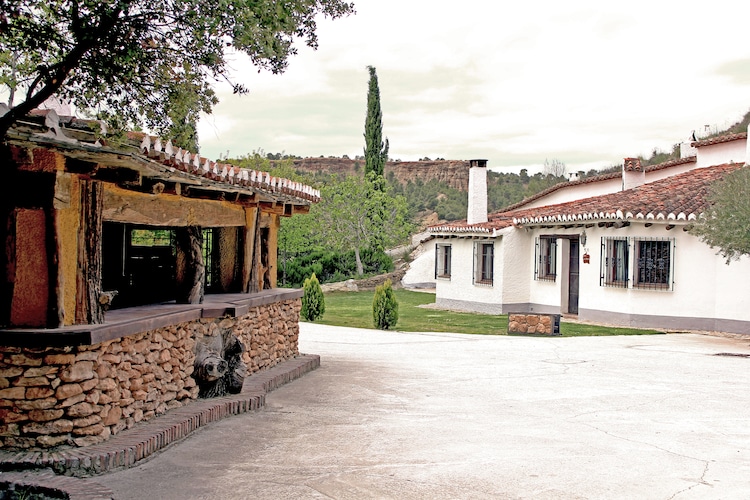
[0,354,320,480]
[508,313,561,335]
[0,296,301,451]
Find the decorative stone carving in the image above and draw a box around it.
[193,329,247,398]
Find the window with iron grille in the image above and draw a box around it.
[634,238,673,290]
[600,237,629,288]
[534,236,557,281]
[473,241,494,286]
[435,243,452,279]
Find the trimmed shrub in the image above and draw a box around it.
[301,273,325,322]
[372,279,398,330]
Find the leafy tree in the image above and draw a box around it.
[317,174,411,276]
[301,273,325,321]
[0,0,355,141]
[372,279,398,330]
[691,167,750,263]
[363,66,388,179]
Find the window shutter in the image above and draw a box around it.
[472,241,478,285]
[446,245,451,277]
[434,243,439,279]
[534,237,540,280]
[599,238,605,286]
[550,238,557,276]
[488,243,494,284]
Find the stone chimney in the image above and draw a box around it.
[467,159,488,225]
[622,157,645,191]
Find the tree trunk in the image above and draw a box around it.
[247,209,262,293]
[355,246,364,276]
[175,226,204,304]
[75,179,104,324]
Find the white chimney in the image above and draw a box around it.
[622,157,645,191]
[680,138,698,159]
[467,159,488,225]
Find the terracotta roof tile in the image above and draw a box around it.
[692,132,747,147]
[499,156,696,213]
[9,109,320,204]
[432,163,743,233]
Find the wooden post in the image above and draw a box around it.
[75,179,104,324]
[175,226,204,303]
[243,207,261,294]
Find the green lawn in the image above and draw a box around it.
[310,289,662,337]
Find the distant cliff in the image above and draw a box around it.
[282,158,472,191]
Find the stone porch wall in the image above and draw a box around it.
[508,313,561,335]
[0,298,300,450]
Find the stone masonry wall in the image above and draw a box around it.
[508,313,561,335]
[0,298,300,450]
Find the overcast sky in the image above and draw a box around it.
[197,0,750,174]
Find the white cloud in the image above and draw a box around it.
[198,0,750,171]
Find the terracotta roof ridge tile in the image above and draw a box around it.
[692,132,748,147]
[138,134,320,203]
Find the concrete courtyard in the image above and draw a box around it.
[98,324,750,499]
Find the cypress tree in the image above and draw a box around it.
[364,66,389,180]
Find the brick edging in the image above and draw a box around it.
[0,353,320,495]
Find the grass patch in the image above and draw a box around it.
[310,289,661,337]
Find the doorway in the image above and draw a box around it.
[568,238,579,314]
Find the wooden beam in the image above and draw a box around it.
[259,201,285,216]
[102,184,245,227]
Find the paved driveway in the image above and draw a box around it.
[98,324,750,499]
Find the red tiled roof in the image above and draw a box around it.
[137,135,320,202]
[499,156,696,213]
[431,163,743,233]
[11,109,320,204]
[692,132,747,148]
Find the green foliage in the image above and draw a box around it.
[301,273,325,322]
[691,166,750,263]
[0,0,354,139]
[317,174,411,274]
[372,279,398,330]
[282,248,393,288]
[364,66,388,179]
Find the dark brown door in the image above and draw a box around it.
[568,239,579,314]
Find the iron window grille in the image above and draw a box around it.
[634,238,674,290]
[599,236,674,290]
[600,237,629,288]
[473,241,494,286]
[434,243,452,279]
[534,236,557,281]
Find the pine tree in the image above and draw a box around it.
[301,273,325,321]
[373,279,398,330]
[363,66,389,180]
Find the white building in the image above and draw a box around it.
[428,130,750,334]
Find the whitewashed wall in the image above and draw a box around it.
[434,236,502,314]
[695,140,746,169]
[519,178,622,209]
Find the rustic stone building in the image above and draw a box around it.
[0,109,319,450]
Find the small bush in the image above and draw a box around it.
[301,273,325,322]
[372,279,399,330]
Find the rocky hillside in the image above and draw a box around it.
[281,158,471,191]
